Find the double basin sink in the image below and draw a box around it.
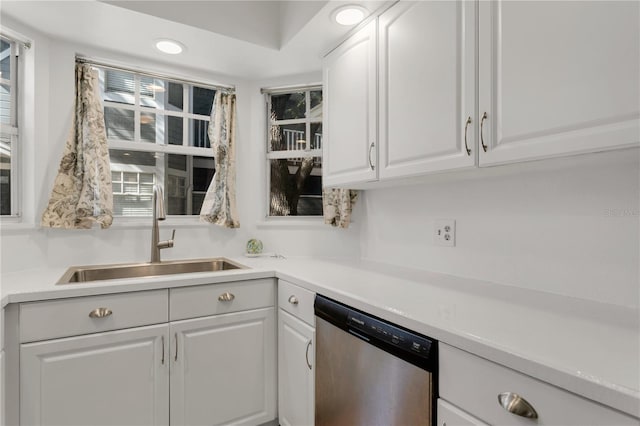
[57,258,247,284]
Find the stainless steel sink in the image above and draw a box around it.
[57,258,247,284]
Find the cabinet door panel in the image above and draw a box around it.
[323,20,377,186]
[479,0,640,165]
[20,325,169,426]
[278,310,315,426]
[438,399,489,426]
[379,1,476,178]
[171,308,276,426]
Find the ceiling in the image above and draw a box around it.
[0,0,387,80]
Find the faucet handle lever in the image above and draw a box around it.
[157,229,176,250]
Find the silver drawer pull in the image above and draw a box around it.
[288,295,299,305]
[498,392,538,419]
[218,292,235,302]
[88,308,112,318]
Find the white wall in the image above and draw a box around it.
[358,149,640,309]
[0,18,361,274]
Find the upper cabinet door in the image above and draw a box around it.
[478,0,640,166]
[379,1,477,179]
[323,20,378,187]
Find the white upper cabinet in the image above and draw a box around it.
[379,1,477,179]
[322,1,639,187]
[323,20,378,187]
[478,0,640,166]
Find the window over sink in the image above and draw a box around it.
[93,63,226,218]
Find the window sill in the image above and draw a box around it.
[256,217,330,229]
[0,219,36,232]
[109,216,210,229]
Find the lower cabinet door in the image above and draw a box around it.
[170,308,277,426]
[437,399,489,426]
[278,310,315,426]
[20,324,169,426]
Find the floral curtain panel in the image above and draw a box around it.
[41,63,113,229]
[200,91,240,228]
[323,188,358,228]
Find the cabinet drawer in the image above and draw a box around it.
[278,280,315,326]
[439,343,637,426]
[20,290,168,343]
[170,278,275,321]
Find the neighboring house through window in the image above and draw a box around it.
[93,63,223,217]
[265,86,323,217]
[0,35,20,217]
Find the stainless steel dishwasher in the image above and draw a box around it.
[314,295,438,426]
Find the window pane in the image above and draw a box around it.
[105,107,135,141]
[191,86,215,116]
[270,123,305,152]
[168,82,184,111]
[310,122,323,150]
[167,154,187,215]
[0,83,11,125]
[109,150,157,217]
[310,90,322,111]
[102,69,135,105]
[140,79,184,111]
[189,119,210,148]
[192,156,215,214]
[193,156,215,192]
[0,39,11,81]
[0,133,12,215]
[270,92,305,121]
[269,157,322,216]
[140,112,156,143]
[167,115,183,145]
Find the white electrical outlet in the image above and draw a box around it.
[434,219,456,247]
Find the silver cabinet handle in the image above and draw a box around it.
[161,335,165,365]
[88,308,112,318]
[464,116,472,156]
[174,333,178,362]
[498,392,538,419]
[305,340,312,370]
[368,142,375,170]
[480,111,488,152]
[288,295,299,305]
[218,292,235,302]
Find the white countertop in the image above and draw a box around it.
[1,256,638,417]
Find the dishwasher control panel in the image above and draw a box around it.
[315,294,437,371]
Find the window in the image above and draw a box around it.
[0,36,19,216]
[266,87,323,217]
[94,64,219,217]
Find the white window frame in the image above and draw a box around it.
[89,61,228,220]
[264,85,323,219]
[0,35,21,217]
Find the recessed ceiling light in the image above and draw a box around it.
[332,5,367,26]
[155,39,185,55]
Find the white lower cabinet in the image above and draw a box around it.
[11,279,278,426]
[277,280,316,426]
[439,343,638,426]
[278,310,315,426]
[170,308,276,426]
[20,324,169,426]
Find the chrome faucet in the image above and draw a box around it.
[151,185,175,263]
